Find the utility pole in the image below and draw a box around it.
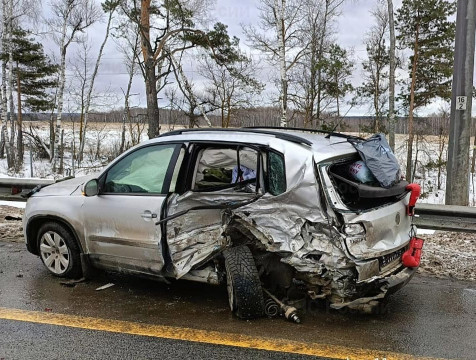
[446,0,476,205]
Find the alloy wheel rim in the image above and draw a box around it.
[39,231,70,275]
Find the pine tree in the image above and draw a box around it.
[396,0,456,181]
[321,44,354,119]
[1,27,58,165]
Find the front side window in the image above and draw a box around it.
[104,144,177,194]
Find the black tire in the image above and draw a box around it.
[37,222,82,279]
[223,245,265,319]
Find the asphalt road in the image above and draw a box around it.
[1,241,475,359]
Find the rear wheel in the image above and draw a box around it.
[223,245,265,319]
[37,222,82,279]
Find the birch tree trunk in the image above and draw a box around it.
[78,7,115,165]
[120,60,135,154]
[50,0,100,173]
[0,84,10,168]
[16,69,23,167]
[406,25,419,182]
[387,0,396,150]
[1,0,12,169]
[52,15,69,173]
[374,70,380,132]
[274,0,288,127]
[7,0,15,150]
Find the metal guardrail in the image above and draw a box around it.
[1,178,476,233]
[414,203,476,233]
[0,178,54,202]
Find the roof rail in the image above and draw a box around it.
[244,126,365,141]
[158,128,313,146]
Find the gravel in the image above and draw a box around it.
[418,231,476,281]
[0,205,24,242]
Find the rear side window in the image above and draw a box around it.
[193,146,258,191]
[268,151,286,195]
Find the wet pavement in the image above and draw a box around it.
[1,241,475,359]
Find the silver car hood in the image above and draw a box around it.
[32,175,96,197]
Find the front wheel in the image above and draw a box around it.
[37,222,82,279]
[223,245,265,319]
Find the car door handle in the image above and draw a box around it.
[141,211,157,219]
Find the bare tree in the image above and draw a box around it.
[112,12,142,151]
[77,0,118,164]
[118,36,139,153]
[170,53,212,127]
[48,0,101,173]
[287,0,345,128]
[244,0,308,126]
[199,53,263,128]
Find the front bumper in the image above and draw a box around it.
[330,266,417,311]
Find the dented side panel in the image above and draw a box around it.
[166,191,255,278]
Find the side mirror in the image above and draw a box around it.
[83,179,99,197]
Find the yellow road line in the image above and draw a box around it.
[0,307,446,360]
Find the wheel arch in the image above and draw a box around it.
[26,215,84,256]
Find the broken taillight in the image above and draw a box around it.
[402,237,424,268]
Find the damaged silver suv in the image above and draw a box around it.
[23,127,423,320]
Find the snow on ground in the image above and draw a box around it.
[0,201,26,208]
[0,122,185,179]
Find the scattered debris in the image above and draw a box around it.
[60,277,87,287]
[5,215,22,221]
[263,288,301,324]
[60,282,76,288]
[95,283,115,291]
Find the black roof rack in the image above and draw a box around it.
[158,128,313,146]
[244,126,365,141]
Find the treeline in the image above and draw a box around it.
[21,108,452,137]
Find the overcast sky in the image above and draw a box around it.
[40,0,459,116]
